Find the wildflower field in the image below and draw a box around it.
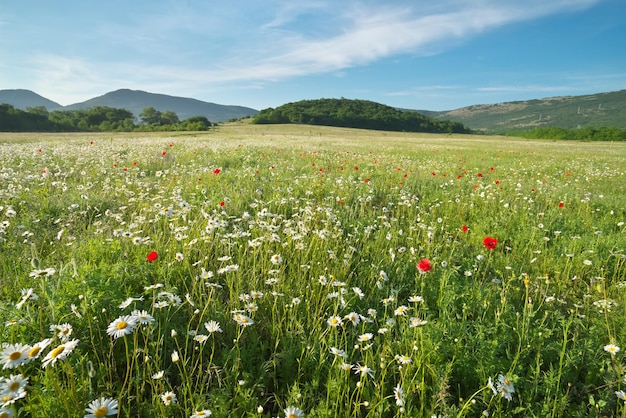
[1,123,625,417]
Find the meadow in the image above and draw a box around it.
[0,123,625,417]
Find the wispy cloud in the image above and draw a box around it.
[10,0,605,105]
[197,0,602,82]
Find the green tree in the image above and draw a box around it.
[160,110,180,126]
[139,107,161,125]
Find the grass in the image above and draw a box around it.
[0,123,625,417]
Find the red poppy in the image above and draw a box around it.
[416,258,432,273]
[162,151,167,156]
[220,201,225,207]
[559,201,564,208]
[483,236,498,250]
[462,225,469,233]
[213,168,221,175]
[147,251,158,262]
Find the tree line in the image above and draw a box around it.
[252,98,470,134]
[0,104,212,132]
[506,126,626,141]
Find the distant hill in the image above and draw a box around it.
[0,88,257,122]
[63,89,258,122]
[0,89,62,111]
[253,98,470,134]
[419,90,626,132]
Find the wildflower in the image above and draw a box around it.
[194,335,209,344]
[84,397,119,417]
[327,316,343,327]
[147,251,158,262]
[1,344,30,369]
[583,259,593,266]
[70,304,82,318]
[416,258,432,273]
[353,363,374,379]
[106,315,138,339]
[171,350,179,363]
[284,406,304,418]
[408,295,424,303]
[270,254,283,264]
[616,390,626,402]
[42,339,79,368]
[190,409,212,417]
[119,296,143,309]
[0,374,28,403]
[462,225,469,233]
[15,288,38,309]
[0,406,14,417]
[604,344,620,355]
[29,267,56,278]
[393,383,405,406]
[144,283,164,291]
[496,374,515,401]
[233,314,254,327]
[175,252,184,262]
[161,391,177,406]
[483,236,498,250]
[26,338,52,363]
[330,347,348,358]
[131,310,154,325]
[394,305,410,316]
[409,317,428,327]
[204,320,222,333]
[340,362,353,371]
[152,371,164,380]
[344,312,360,326]
[395,354,412,365]
[357,333,374,343]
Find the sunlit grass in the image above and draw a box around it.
[0,123,625,417]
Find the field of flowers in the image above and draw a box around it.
[1,123,625,417]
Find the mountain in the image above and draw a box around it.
[0,89,62,111]
[63,89,258,122]
[418,90,626,132]
[0,88,257,122]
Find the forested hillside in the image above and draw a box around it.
[0,104,212,132]
[252,98,470,134]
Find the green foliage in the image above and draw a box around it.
[507,126,626,141]
[252,98,470,134]
[0,103,212,132]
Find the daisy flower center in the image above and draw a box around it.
[50,345,65,358]
[29,346,42,357]
[116,321,128,330]
[94,406,109,418]
[8,351,23,361]
[9,382,19,391]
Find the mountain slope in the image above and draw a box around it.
[422,90,626,132]
[63,89,258,122]
[0,89,62,111]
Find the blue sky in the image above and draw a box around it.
[1,0,624,110]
